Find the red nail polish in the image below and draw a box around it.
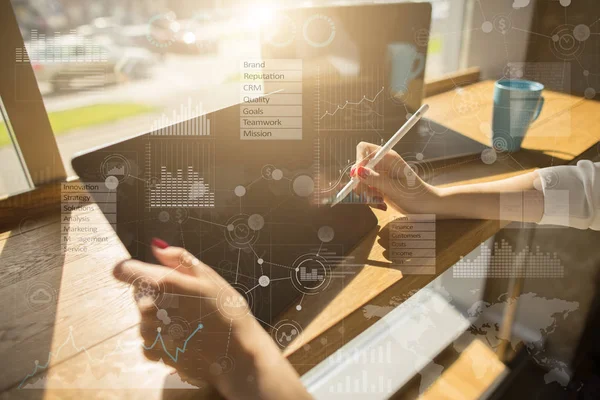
[357,166,369,179]
[151,238,169,249]
[350,167,356,177]
[375,202,388,211]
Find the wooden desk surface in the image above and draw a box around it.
[1,81,598,399]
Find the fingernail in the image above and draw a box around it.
[373,196,384,204]
[357,166,370,179]
[151,237,169,249]
[350,166,356,177]
[375,202,388,211]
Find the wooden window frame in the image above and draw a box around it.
[0,1,67,230]
[0,1,67,188]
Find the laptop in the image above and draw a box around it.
[260,2,486,178]
[72,2,474,328]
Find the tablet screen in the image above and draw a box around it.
[72,102,377,326]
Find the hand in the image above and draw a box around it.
[113,241,311,400]
[350,142,442,215]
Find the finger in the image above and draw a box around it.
[353,142,402,175]
[355,141,379,168]
[113,259,208,298]
[152,244,197,277]
[355,166,398,195]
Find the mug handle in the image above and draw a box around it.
[408,53,425,81]
[532,96,544,121]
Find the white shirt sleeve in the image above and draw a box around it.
[537,160,600,230]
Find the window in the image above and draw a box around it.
[0,96,31,197]
[3,0,467,195]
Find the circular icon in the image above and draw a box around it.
[263,14,296,47]
[258,275,270,287]
[481,148,498,165]
[317,226,334,243]
[292,174,315,197]
[234,185,246,197]
[105,176,119,190]
[147,12,178,48]
[492,15,512,35]
[272,319,303,348]
[389,153,434,197]
[26,281,56,312]
[414,28,430,47]
[100,154,130,182]
[218,260,234,273]
[248,214,265,231]
[131,275,162,304]
[216,355,235,374]
[216,283,252,319]
[389,84,411,106]
[158,211,170,223]
[291,254,331,295]
[584,87,596,100]
[174,208,189,224]
[453,86,481,116]
[167,316,191,341]
[271,169,284,181]
[179,251,200,269]
[225,215,259,249]
[146,176,160,190]
[19,217,43,240]
[491,135,513,160]
[481,21,493,34]
[551,25,585,60]
[573,24,591,42]
[303,14,336,48]
[543,170,560,189]
[261,164,276,180]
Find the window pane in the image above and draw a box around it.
[11,0,463,178]
[0,96,32,196]
[11,1,258,177]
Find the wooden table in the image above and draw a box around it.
[1,80,598,399]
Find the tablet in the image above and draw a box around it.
[71,101,378,327]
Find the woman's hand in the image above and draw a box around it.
[350,142,443,215]
[113,241,311,400]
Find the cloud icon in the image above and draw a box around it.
[512,0,530,9]
[30,288,52,304]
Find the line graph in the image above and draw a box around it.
[319,86,385,120]
[19,324,204,389]
[142,324,203,362]
[317,65,385,131]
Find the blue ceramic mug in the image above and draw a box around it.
[492,79,544,152]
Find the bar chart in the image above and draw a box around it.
[150,98,212,136]
[299,266,323,282]
[145,141,215,208]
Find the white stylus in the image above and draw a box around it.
[330,103,429,207]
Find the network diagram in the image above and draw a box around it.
[20,1,600,391]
